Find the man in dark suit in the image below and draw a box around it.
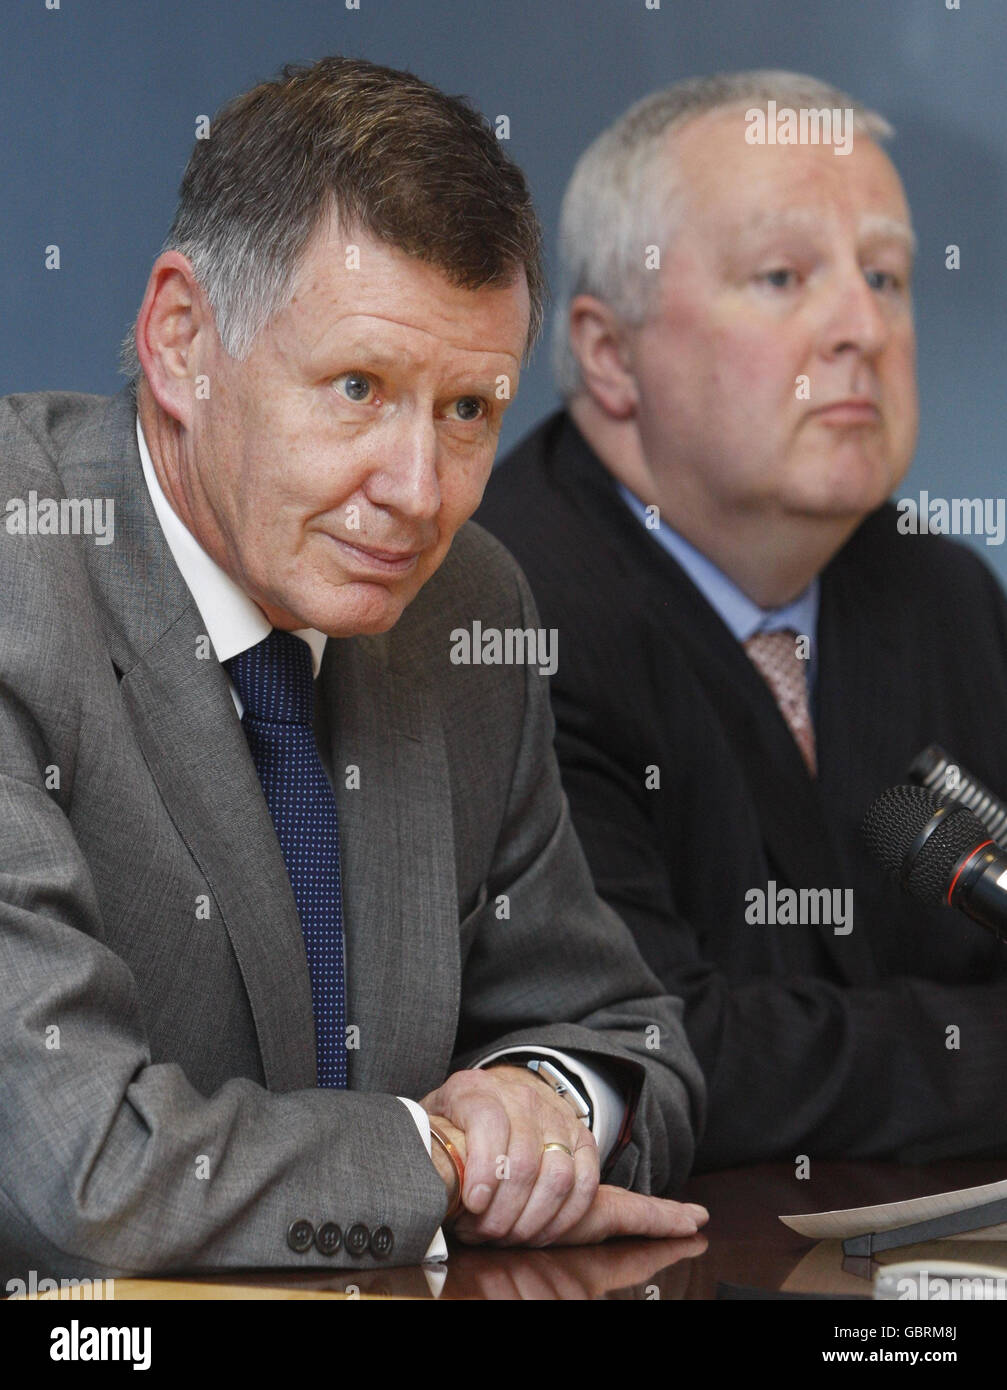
[478,71,1007,1170]
[0,57,706,1284]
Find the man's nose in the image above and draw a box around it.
[366,415,442,520]
[819,262,890,362]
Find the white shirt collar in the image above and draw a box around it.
[135,414,328,677]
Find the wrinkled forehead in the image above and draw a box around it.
[661,106,914,247]
[274,222,531,366]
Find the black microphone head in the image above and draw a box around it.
[862,785,944,872]
[862,785,992,906]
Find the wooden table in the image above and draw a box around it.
[38,1157,1006,1300]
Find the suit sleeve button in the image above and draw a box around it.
[345,1223,370,1257]
[315,1222,342,1256]
[370,1226,394,1260]
[286,1218,315,1253]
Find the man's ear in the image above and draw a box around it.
[567,295,639,420]
[134,252,215,430]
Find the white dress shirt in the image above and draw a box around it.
[135,416,624,1269]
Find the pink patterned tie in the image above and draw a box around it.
[743,629,817,776]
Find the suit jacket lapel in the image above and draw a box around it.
[120,619,321,1091]
[59,389,318,1092]
[812,529,905,984]
[816,522,906,809]
[321,633,460,1097]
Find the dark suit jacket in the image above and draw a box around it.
[0,390,703,1282]
[477,409,1007,1171]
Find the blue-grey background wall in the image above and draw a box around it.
[2,0,1004,578]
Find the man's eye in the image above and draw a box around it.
[864,269,903,293]
[447,396,486,423]
[758,268,798,289]
[333,372,374,403]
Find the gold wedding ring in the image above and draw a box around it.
[543,1142,574,1156]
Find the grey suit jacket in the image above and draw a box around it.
[0,388,703,1282]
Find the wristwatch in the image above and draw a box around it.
[490,1053,594,1129]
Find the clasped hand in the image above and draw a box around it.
[422,1066,707,1247]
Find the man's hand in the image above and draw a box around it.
[512,1182,708,1247]
[421,1066,707,1248]
[423,1065,594,1245]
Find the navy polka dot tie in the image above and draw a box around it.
[225,630,348,1088]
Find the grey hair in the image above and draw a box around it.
[552,70,894,399]
[118,228,286,382]
[119,56,545,382]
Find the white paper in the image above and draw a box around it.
[781,1177,1007,1241]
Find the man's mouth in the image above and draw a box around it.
[328,535,423,575]
[809,398,881,425]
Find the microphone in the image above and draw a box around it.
[862,784,1007,941]
[907,744,1007,848]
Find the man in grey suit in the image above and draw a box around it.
[0,56,704,1282]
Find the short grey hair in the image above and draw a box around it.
[120,55,545,382]
[552,70,894,399]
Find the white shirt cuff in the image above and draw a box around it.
[397,1096,449,1291]
[472,1045,626,1164]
